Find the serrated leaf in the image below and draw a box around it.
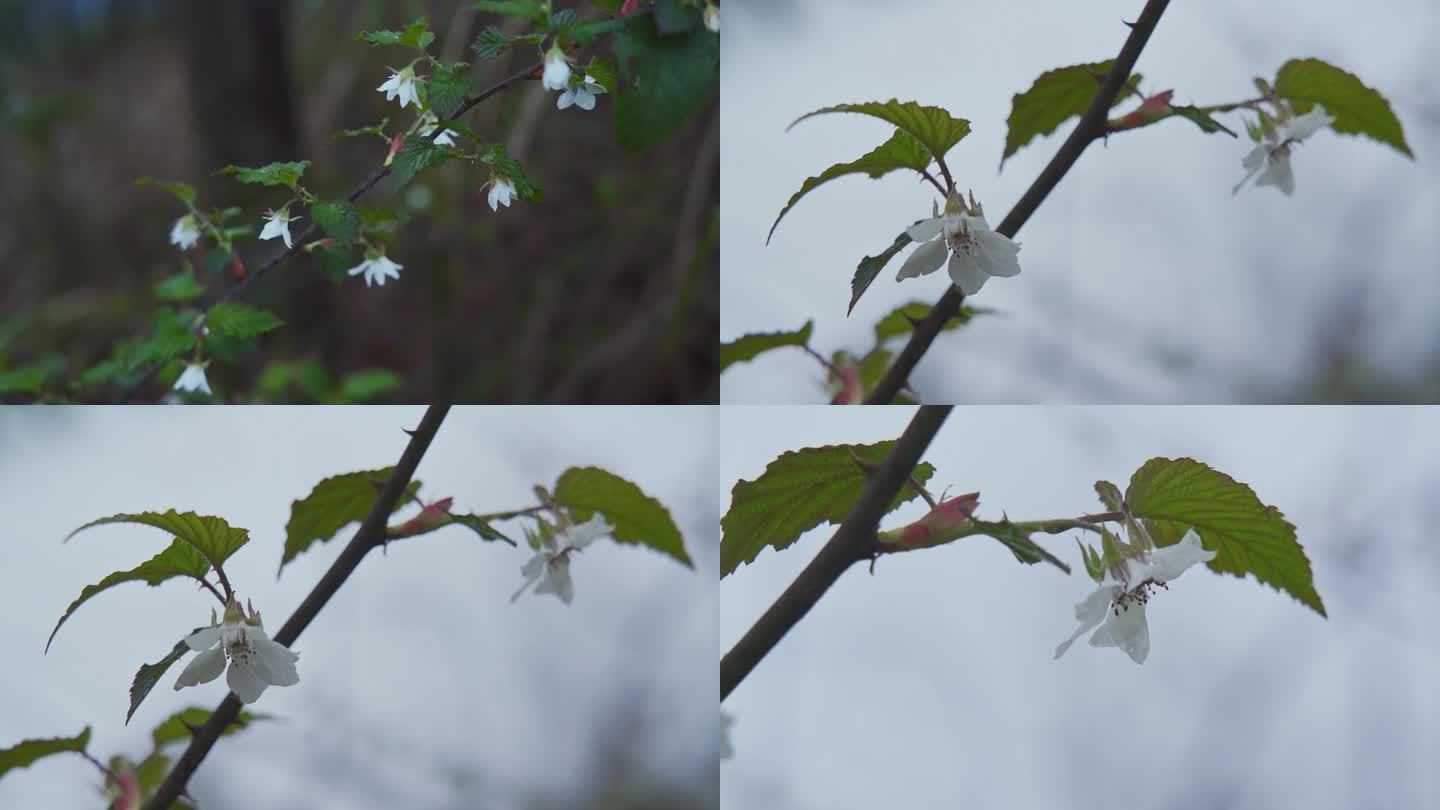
[280,468,423,574]
[873,302,981,342]
[67,511,250,573]
[584,57,618,95]
[1170,105,1236,136]
[129,633,200,724]
[215,160,311,190]
[789,100,971,170]
[129,308,198,370]
[1094,480,1123,512]
[136,177,196,204]
[150,707,266,749]
[967,518,1069,572]
[719,321,814,372]
[1002,61,1142,167]
[470,26,543,62]
[721,440,937,577]
[154,269,205,302]
[1274,58,1411,157]
[206,302,284,340]
[1125,457,1325,617]
[850,227,919,315]
[392,139,453,186]
[767,130,930,244]
[357,17,434,50]
[311,200,360,245]
[0,728,90,779]
[427,64,471,113]
[46,538,209,653]
[469,0,547,24]
[613,18,718,151]
[553,467,691,566]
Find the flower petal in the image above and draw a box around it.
[184,626,222,651]
[575,90,596,111]
[1089,603,1150,664]
[947,252,990,295]
[1283,106,1333,142]
[250,637,301,687]
[561,515,612,550]
[1257,153,1295,195]
[1146,529,1216,582]
[896,237,948,280]
[536,558,576,604]
[226,661,269,704]
[973,230,1022,278]
[173,648,225,689]
[1054,585,1118,659]
[904,217,943,243]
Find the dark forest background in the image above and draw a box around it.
[0,0,719,403]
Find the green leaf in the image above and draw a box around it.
[469,0,548,25]
[67,511,250,573]
[480,144,542,201]
[855,347,892,393]
[392,139,452,186]
[129,632,201,724]
[1170,105,1236,137]
[470,26,544,62]
[553,467,691,566]
[357,17,435,50]
[336,369,401,403]
[451,513,517,545]
[613,18,718,151]
[1094,480,1124,512]
[967,518,1069,572]
[721,440,937,577]
[767,130,930,244]
[310,200,360,245]
[1001,61,1142,168]
[789,99,971,169]
[719,321,814,373]
[154,268,205,302]
[314,245,355,284]
[0,367,46,395]
[428,64,471,113]
[1125,457,1325,617]
[850,227,918,315]
[46,538,209,653]
[136,177,196,204]
[1274,58,1412,158]
[584,57,618,95]
[151,707,266,749]
[129,308,198,370]
[0,728,90,780]
[207,303,285,340]
[215,160,311,190]
[873,302,981,342]
[281,468,423,574]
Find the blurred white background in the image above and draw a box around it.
[720,0,1439,403]
[0,406,718,810]
[721,406,1440,810]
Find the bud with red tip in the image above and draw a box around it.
[878,492,980,551]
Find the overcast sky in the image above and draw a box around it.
[0,406,719,810]
[720,406,1440,810]
[721,0,1440,403]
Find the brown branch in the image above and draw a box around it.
[142,405,451,810]
[720,405,953,700]
[864,0,1172,404]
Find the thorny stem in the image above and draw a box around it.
[918,168,947,197]
[211,565,234,602]
[721,406,953,700]
[864,0,1172,404]
[143,405,450,810]
[196,577,226,605]
[123,61,542,402]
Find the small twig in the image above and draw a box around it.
[196,577,226,605]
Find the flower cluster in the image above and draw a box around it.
[511,515,615,605]
[1233,105,1334,195]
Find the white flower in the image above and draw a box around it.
[704,3,719,32]
[487,176,516,211]
[173,364,211,396]
[258,207,299,249]
[169,215,201,250]
[720,711,734,760]
[418,111,458,147]
[510,515,613,605]
[1232,105,1334,196]
[896,191,1021,295]
[347,252,404,287]
[542,45,572,92]
[377,65,421,109]
[174,599,300,704]
[1054,529,1216,664]
[557,74,606,111]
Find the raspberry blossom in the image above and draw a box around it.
[1054,528,1216,664]
[557,74,606,111]
[511,515,614,605]
[173,363,211,396]
[418,111,458,147]
[542,44,572,92]
[377,65,421,109]
[896,190,1021,295]
[169,215,200,250]
[174,598,300,704]
[258,207,299,249]
[1233,106,1334,196]
[487,176,517,211]
[348,250,404,287]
